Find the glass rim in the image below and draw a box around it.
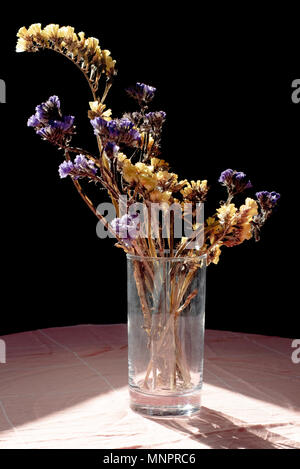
[126,253,207,262]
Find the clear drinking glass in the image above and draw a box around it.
[127,254,206,417]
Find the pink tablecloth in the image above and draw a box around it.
[0,324,299,449]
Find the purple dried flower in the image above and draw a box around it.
[91,117,116,142]
[234,171,252,190]
[49,115,75,131]
[118,118,134,131]
[105,142,119,158]
[34,95,61,125]
[28,96,75,145]
[36,126,65,142]
[27,115,41,127]
[251,190,281,241]
[36,119,75,145]
[122,127,141,147]
[58,155,97,180]
[145,111,166,134]
[126,82,156,105]
[145,111,166,124]
[219,169,252,194]
[48,96,61,107]
[256,191,280,210]
[58,160,74,178]
[218,169,234,184]
[111,213,140,246]
[74,154,97,175]
[91,117,108,133]
[91,117,141,148]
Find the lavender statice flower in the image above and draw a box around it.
[252,191,281,241]
[36,126,70,144]
[28,96,75,145]
[122,111,143,127]
[105,141,119,158]
[218,169,234,184]
[74,154,97,175]
[90,117,109,139]
[27,115,41,127]
[145,111,166,133]
[219,169,252,195]
[111,213,140,246]
[118,118,141,147]
[256,191,280,210]
[126,82,156,105]
[58,160,74,178]
[49,115,75,131]
[35,95,61,124]
[58,155,97,180]
[91,117,141,148]
[28,95,61,127]
[146,111,166,125]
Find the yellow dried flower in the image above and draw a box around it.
[101,50,116,78]
[149,190,172,203]
[155,171,187,193]
[16,38,29,53]
[156,170,174,183]
[16,23,117,91]
[17,26,29,39]
[181,180,208,202]
[120,160,158,191]
[16,24,44,52]
[171,179,189,193]
[239,197,258,219]
[84,37,99,54]
[151,157,170,171]
[135,163,157,191]
[210,244,222,264]
[218,198,258,247]
[43,24,60,41]
[117,153,127,163]
[27,23,43,37]
[235,197,258,243]
[135,162,154,174]
[217,203,237,225]
[58,26,77,43]
[88,101,112,120]
[122,160,139,185]
[206,216,216,226]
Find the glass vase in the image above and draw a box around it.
[127,254,206,418]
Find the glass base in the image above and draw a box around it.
[129,387,202,418]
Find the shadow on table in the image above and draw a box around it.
[145,406,297,449]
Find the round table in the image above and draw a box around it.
[0,324,299,449]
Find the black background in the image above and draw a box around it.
[0,7,298,337]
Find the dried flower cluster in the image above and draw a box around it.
[18,23,281,395]
[17,23,116,94]
[17,24,280,266]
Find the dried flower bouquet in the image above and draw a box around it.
[17,24,280,397]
